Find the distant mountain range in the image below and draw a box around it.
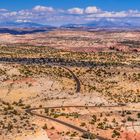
[0,18,140,34]
[0,28,53,35]
[0,22,56,34]
[0,21,55,28]
[61,18,140,29]
[1,18,140,29]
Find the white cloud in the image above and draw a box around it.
[16,19,31,23]
[3,11,17,17]
[0,5,140,25]
[85,6,100,14]
[86,11,131,18]
[33,5,54,12]
[0,9,8,12]
[68,8,84,14]
[18,10,33,16]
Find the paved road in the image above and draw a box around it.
[60,66,81,93]
[0,57,81,93]
[0,57,139,139]
[26,104,127,140]
[26,108,107,140]
[27,104,126,111]
[25,104,140,140]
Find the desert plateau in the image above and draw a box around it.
[0,29,140,140]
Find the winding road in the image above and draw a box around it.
[26,104,140,140]
[59,65,81,93]
[1,57,138,139]
[26,106,109,140]
[0,57,81,93]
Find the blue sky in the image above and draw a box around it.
[0,0,140,25]
[1,0,140,11]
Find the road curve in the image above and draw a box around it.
[43,63,81,93]
[0,57,81,93]
[26,104,140,140]
[60,65,81,93]
[26,109,107,140]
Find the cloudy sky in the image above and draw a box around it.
[0,0,140,26]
